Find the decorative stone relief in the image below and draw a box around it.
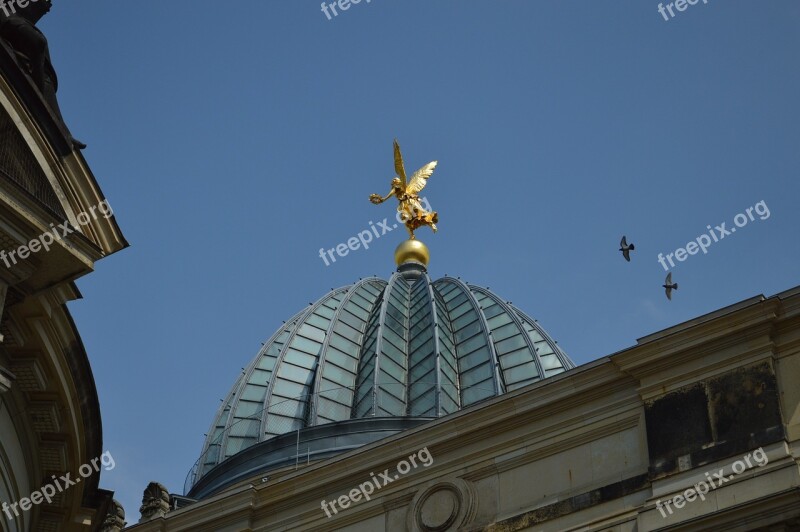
[408,478,476,532]
[139,482,170,523]
[100,499,126,532]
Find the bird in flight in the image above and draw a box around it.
[619,236,635,262]
[663,272,678,300]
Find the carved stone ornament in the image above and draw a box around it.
[139,482,170,523]
[100,499,126,532]
[0,0,86,149]
[407,478,477,532]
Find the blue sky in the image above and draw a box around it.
[38,0,800,520]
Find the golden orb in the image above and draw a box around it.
[395,239,430,267]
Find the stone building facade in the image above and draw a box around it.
[0,22,127,532]
[129,278,800,531]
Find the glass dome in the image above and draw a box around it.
[188,266,574,496]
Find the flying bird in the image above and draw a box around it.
[663,272,678,300]
[619,236,635,262]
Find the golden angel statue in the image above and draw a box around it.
[370,140,439,239]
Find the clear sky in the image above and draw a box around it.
[37,0,800,520]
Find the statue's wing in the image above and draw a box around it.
[406,161,438,195]
[394,139,408,188]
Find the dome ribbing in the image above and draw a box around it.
[191,270,574,489]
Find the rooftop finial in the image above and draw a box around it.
[369,139,439,267]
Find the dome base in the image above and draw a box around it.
[187,417,432,500]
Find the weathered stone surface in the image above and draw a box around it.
[646,363,785,479]
[122,288,800,532]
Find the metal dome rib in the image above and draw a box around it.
[190,270,576,490]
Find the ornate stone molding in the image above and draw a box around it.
[139,482,171,523]
[407,478,477,532]
[100,499,126,532]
